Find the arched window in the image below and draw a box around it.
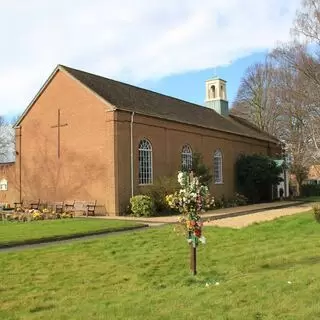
[0,179,8,191]
[181,145,193,171]
[213,150,223,184]
[138,139,153,185]
[211,85,216,99]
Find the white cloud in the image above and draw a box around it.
[0,0,301,116]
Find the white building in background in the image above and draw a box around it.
[274,159,289,199]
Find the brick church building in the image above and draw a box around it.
[0,65,280,215]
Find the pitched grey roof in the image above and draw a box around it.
[16,64,279,144]
[61,65,279,144]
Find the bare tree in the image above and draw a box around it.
[231,57,283,137]
[231,46,320,193]
[231,0,320,192]
[0,116,14,163]
[292,0,320,44]
[272,44,320,158]
[270,43,320,193]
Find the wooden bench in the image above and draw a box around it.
[27,199,40,210]
[86,200,97,217]
[55,201,64,214]
[64,200,75,212]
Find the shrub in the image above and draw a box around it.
[142,176,180,214]
[130,195,154,217]
[214,195,234,208]
[301,184,320,197]
[214,193,248,209]
[190,153,212,187]
[233,193,248,206]
[236,154,283,203]
[313,204,320,223]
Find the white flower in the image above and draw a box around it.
[205,283,210,287]
[287,281,292,284]
[199,236,206,244]
[177,171,185,186]
[215,282,220,286]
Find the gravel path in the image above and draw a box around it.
[205,204,312,228]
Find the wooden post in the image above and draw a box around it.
[190,245,197,275]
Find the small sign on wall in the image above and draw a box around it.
[0,179,8,191]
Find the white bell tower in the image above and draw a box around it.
[205,77,229,116]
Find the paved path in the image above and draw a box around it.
[206,203,312,228]
[95,201,306,224]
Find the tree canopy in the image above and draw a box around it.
[236,154,283,203]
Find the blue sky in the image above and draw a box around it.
[141,51,268,107]
[0,1,301,118]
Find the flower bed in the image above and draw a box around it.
[3,207,74,222]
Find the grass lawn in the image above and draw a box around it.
[1,212,320,319]
[298,196,320,203]
[0,219,144,247]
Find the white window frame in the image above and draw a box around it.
[0,179,8,191]
[138,139,153,185]
[181,144,193,171]
[213,150,223,184]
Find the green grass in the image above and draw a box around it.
[1,212,320,319]
[298,196,320,202]
[0,219,144,247]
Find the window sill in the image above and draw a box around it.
[138,183,153,186]
[214,182,224,185]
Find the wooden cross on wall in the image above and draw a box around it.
[51,109,68,158]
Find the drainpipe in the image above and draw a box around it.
[15,126,22,204]
[130,112,135,198]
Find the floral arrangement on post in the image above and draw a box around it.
[166,171,214,274]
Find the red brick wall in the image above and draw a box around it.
[0,162,18,206]
[115,110,281,213]
[16,69,117,214]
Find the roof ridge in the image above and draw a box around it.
[60,64,211,112]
